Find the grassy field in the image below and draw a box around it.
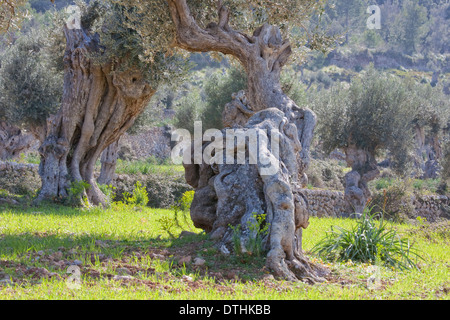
[0,202,449,300]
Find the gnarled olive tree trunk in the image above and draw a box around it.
[168,0,328,282]
[36,26,154,206]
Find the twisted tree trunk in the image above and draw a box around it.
[168,0,328,282]
[36,26,154,206]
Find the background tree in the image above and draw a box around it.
[327,0,365,44]
[0,9,63,160]
[311,67,415,213]
[406,80,449,179]
[390,0,428,55]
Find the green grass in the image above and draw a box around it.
[114,159,184,176]
[0,203,449,300]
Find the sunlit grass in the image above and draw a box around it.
[0,204,449,300]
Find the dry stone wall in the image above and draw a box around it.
[0,160,448,221]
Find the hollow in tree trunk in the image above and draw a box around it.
[168,0,329,282]
[36,26,154,206]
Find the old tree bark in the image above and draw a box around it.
[36,25,155,205]
[168,0,328,282]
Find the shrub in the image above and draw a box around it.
[312,207,423,270]
[113,171,192,209]
[97,183,116,208]
[123,181,149,207]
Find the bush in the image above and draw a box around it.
[0,165,40,197]
[369,180,415,222]
[67,180,91,207]
[312,207,423,270]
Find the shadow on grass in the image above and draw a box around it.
[0,202,107,217]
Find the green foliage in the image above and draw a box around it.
[179,190,195,213]
[305,159,345,190]
[157,215,177,239]
[201,66,247,131]
[116,0,334,63]
[112,169,192,209]
[173,88,204,134]
[280,67,308,105]
[312,207,424,270]
[123,181,149,207]
[390,0,428,54]
[97,183,116,208]
[363,29,383,49]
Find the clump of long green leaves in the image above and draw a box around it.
[312,207,423,270]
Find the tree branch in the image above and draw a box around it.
[167,0,250,63]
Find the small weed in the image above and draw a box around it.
[123,181,149,207]
[230,212,269,258]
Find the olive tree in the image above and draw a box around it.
[407,81,449,179]
[311,67,416,213]
[114,0,335,282]
[0,15,63,160]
